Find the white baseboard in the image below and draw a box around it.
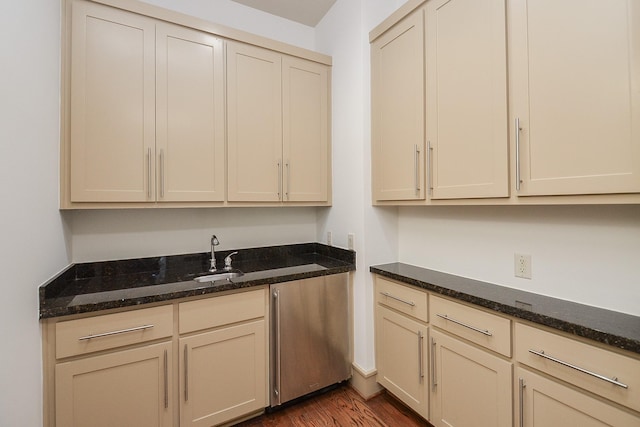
[349,363,383,399]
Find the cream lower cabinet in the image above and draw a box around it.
[178,289,268,426]
[375,277,429,418]
[227,41,330,203]
[55,342,173,427]
[376,306,429,419]
[429,295,512,427]
[45,289,269,427]
[430,330,512,427]
[516,368,639,427]
[179,321,266,427]
[51,305,175,427]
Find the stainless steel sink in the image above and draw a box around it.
[193,271,244,283]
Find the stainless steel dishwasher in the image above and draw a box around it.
[270,273,351,407]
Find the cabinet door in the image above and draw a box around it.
[55,342,172,427]
[509,0,640,196]
[371,8,425,201]
[227,42,282,202]
[376,305,428,418]
[430,329,512,427]
[426,0,508,199]
[516,368,639,427]
[180,320,267,427]
[69,1,156,202]
[282,56,330,202]
[156,23,225,202]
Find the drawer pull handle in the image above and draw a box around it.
[380,291,415,307]
[78,324,154,341]
[528,349,628,389]
[436,314,492,336]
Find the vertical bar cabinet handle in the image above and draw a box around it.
[427,141,433,195]
[184,344,189,402]
[147,147,152,199]
[431,337,437,388]
[418,330,424,380]
[515,118,522,191]
[273,289,282,405]
[163,349,168,409]
[518,377,525,427]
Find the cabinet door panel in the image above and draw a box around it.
[517,368,639,427]
[227,42,282,202]
[376,305,428,418]
[55,342,172,427]
[156,23,225,202]
[282,57,329,202]
[180,320,266,427]
[371,9,425,201]
[510,0,640,195]
[430,329,512,427]
[70,1,155,202]
[427,0,508,199]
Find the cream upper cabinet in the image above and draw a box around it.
[282,56,330,202]
[426,0,509,199]
[227,42,331,203]
[68,1,225,204]
[371,7,426,202]
[509,0,640,196]
[69,1,155,202]
[156,23,225,202]
[227,42,283,202]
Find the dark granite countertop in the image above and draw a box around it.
[40,243,355,319]
[370,263,640,355]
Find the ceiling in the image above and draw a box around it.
[231,0,337,27]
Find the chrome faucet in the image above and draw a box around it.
[209,235,220,272]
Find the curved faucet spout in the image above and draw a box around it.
[210,235,220,271]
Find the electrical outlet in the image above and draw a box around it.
[327,231,332,246]
[347,233,355,250]
[514,254,532,279]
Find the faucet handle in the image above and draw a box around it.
[224,252,238,270]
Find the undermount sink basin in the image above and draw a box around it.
[193,271,244,283]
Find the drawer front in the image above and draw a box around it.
[56,305,173,359]
[375,276,428,322]
[515,322,640,412]
[430,295,511,357]
[179,288,266,334]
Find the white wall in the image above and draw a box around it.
[0,0,69,425]
[315,0,406,373]
[69,208,318,262]
[398,205,640,316]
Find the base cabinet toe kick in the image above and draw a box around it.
[372,274,640,427]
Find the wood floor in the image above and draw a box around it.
[234,385,433,427]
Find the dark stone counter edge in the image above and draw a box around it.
[40,264,354,319]
[370,265,640,356]
[39,243,356,320]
